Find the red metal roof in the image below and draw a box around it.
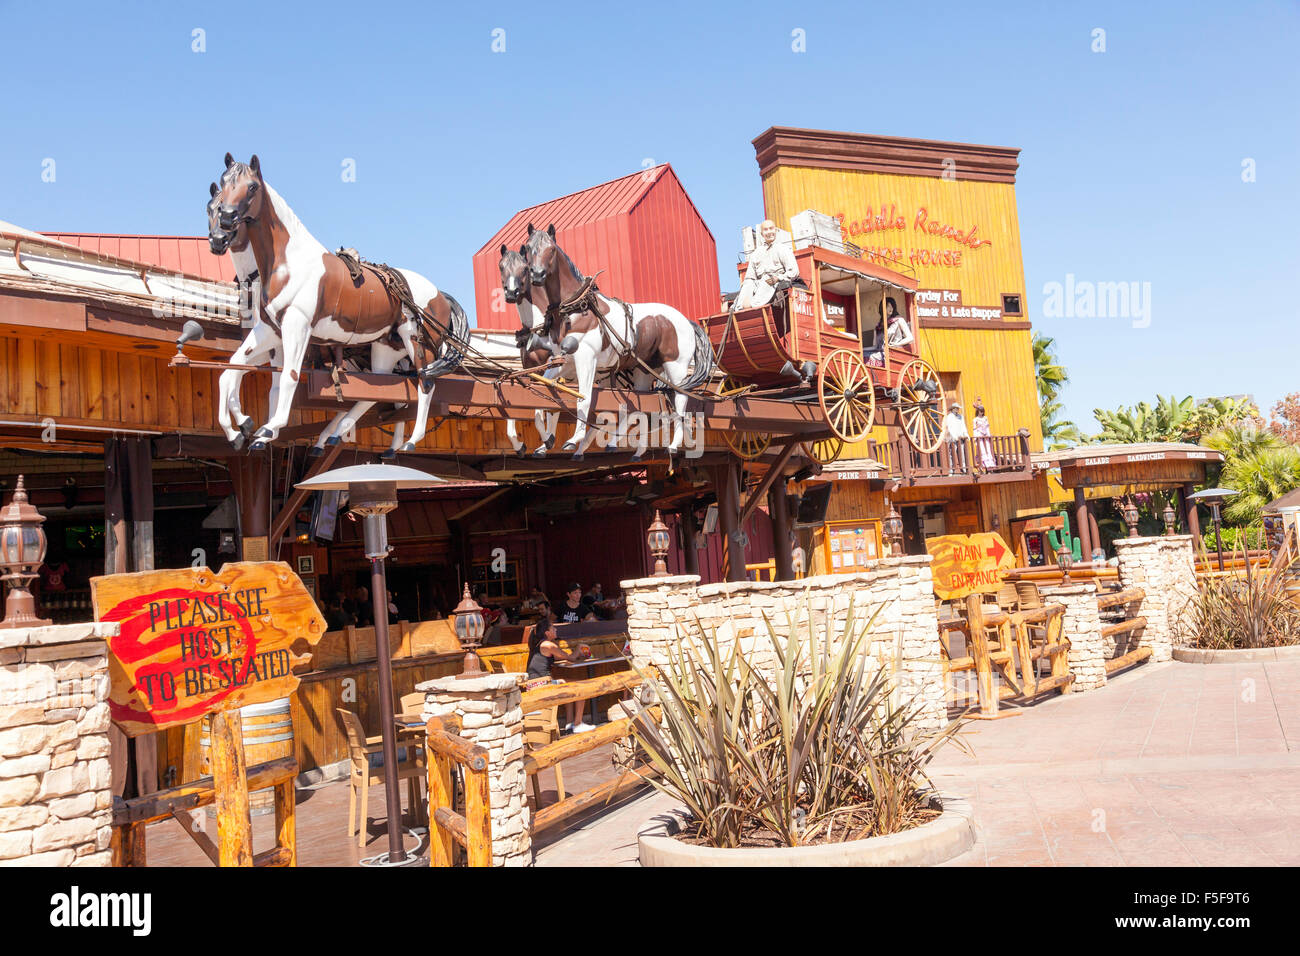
[41,233,237,283]
[471,164,720,330]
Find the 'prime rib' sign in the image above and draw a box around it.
[90,562,325,737]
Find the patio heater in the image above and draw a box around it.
[1188,488,1239,573]
[296,462,445,866]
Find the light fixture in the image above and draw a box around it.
[647,510,671,576]
[1122,498,1140,537]
[1162,500,1177,535]
[218,531,237,554]
[452,583,486,675]
[884,498,903,557]
[0,476,52,629]
[1057,545,1073,583]
[294,462,445,866]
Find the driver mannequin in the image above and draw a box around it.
[733,219,799,310]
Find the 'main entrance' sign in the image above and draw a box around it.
[90,562,325,737]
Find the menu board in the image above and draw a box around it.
[822,520,883,573]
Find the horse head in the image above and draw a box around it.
[206,182,241,255]
[498,243,530,305]
[523,222,560,288]
[212,152,266,243]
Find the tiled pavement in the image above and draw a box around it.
[145,659,1300,865]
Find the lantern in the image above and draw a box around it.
[1056,545,1073,583]
[1122,499,1140,537]
[884,500,904,557]
[647,510,671,577]
[0,476,51,629]
[452,583,486,675]
[1162,501,1177,536]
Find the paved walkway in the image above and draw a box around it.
[539,659,1300,866]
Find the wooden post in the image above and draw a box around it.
[965,594,997,717]
[715,463,745,582]
[427,752,454,868]
[209,709,254,866]
[1182,482,1201,539]
[274,777,296,867]
[679,506,699,577]
[769,480,794,581]
[464,766,493,868]
[231,451,271,562]
[1073,486,1092,560]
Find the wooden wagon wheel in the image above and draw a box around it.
[817,348,875,443]
[895,358,947,454]
[716,375,771,460]
[801,437,844,465]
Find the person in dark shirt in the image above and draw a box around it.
[352,585,373,627]
[325,594,354,632]
[558,583,595,623]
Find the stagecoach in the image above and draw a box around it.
[699,244,946,465]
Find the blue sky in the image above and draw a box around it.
[1,0,1295,433]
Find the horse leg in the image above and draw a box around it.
[560,343,599,461]
[218,326,277,449]
[249,311,311,450]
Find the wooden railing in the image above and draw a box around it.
[867,432,1032,483]
[520,671,658,834]
[111,756,298,867]
[940,595,1071,716]
[1097,587,1149,674]
[425,715,492,867]
[1003,565,1120,585]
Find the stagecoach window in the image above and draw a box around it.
[1001,294,1023,316]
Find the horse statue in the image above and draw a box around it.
[498,243,570,455]
[522,223,713,460]
[208,153,468,457]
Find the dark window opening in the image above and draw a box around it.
[1001,294,1023,316]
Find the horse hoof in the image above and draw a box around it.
[401,442,416,453]
[324,435,341,447]
[379,448,397,461]
[249,440,268,453]
[306,445,323,459]
[571,452,584,462]
[230,434,247,453]
[630,448,646,462]
[238,418,256,439]
[531,446,549,458]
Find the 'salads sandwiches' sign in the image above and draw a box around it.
[90,562,325,737]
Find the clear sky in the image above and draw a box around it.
[1,1,1295,433]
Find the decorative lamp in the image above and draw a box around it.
[647,510,671,576]
[0,476,52,629]
[1162,500,1177,536]
[1122,498,1140,537]
[884,499,904,557]
[1056,545,1073,583]
[452,583,486,676]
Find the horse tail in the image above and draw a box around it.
[679,319,715,393]
[419,293,469,382]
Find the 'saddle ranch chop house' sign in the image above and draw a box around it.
[90,562,325,737]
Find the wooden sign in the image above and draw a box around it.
[926,532,1016,600]
[91,562,325,737]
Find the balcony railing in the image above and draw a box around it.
[867,431,1033,484]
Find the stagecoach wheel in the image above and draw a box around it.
[895,358,947,454]
[817,348,875,443]
[801,437,845,465]
[716,375,771,460]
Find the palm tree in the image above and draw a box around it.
[1220,445,1300,525]
[1032,333,1068,403]
[1041,399,1082,449]
[1093,395,1195,444]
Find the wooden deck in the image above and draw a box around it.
[141,742,633,866]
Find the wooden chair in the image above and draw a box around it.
[337,708,427,848]
[994,583,1020,613]
[523,705,565,812]
[1016,582,1043,609]
[398,691,425,718]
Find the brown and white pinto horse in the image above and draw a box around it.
[523,224,713,460]
[498,244,569,455]
[210,153,467,456]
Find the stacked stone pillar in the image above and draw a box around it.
[1039,583,1107,691]
[1113,534,1198,660]
[416,673,530,866]
[0,622,117,867]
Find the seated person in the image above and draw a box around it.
[733,219,799,310]
[558,582,596,623]
[523,586,549,609]
[866,297,914,366]
[525,612,595,733]
[325,594,354,632]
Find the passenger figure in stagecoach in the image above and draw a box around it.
[866,297,914,367]
[733,219,800,310]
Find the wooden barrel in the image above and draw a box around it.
[200,698,294,813]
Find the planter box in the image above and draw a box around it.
[1173,644,1300,664]
[637,793,974,867]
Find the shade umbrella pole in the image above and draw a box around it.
[365,512,407,864]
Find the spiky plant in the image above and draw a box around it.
[1184,540,1300,649]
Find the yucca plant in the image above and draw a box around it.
[631,596,962,849]
[1184,539,1300,649]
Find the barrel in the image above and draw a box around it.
[200,698,294,814]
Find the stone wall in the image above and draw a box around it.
[1039,583,1107,692]
[417,673,530,867]
[1114,535,1198,659]
[0,621,116,867]
[621,557,946,731]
